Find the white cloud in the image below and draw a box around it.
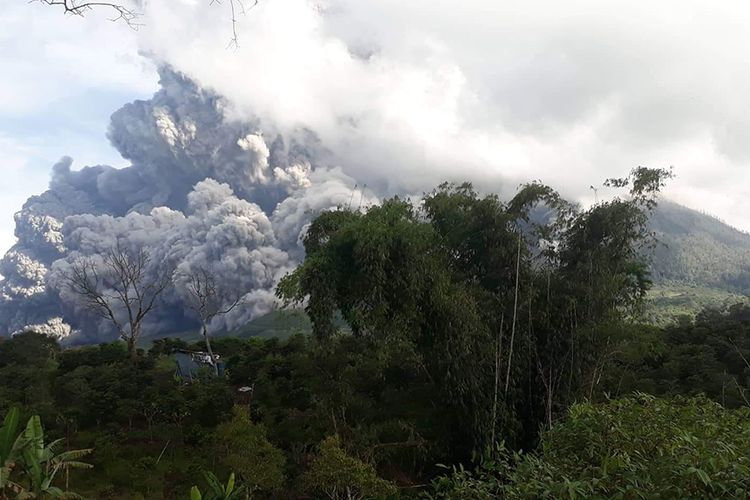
[136,0,750,229]
[3,0,750,239]
[0,2,154,115]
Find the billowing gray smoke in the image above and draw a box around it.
[0,67,377,343]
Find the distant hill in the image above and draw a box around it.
[649,200,750,292]
[139,309,313,347]
[222,309,313,339]
[646,199,750,321]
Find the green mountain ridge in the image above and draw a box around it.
[649,199,750,291]
[646,199,750,321]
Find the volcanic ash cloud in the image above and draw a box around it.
[0,67,377,342]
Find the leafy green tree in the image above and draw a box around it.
[303,435,397,500]
[0,333,59,420]
[214,406,285,496]
[598,302,750,408]
[279,169,671,453]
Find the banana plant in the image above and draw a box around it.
[16,415,92,499]
[0,407,26,495]
[190,472,244,500]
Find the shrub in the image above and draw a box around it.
[303,435,398,500]
[429,394,750,499]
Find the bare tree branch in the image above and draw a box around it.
[35,0,260,46]
[209,0,258,48]
[60,246,172,360]
[181,267,243,374]
[31,0,141,28]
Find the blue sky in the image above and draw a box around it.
[0,3,156,254]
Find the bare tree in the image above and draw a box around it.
[31,0,140,28]
[34,0,259,47]
[61,246,171,360]
[210,0,258,48]
[182,267,243,375]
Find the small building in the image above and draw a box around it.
[172,350,225,381]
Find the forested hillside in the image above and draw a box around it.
[649,200,750,292]
[646,200,750,320]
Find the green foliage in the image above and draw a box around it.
[214,406,285,495]
[17,415,93,498]
[510,394,750,498]
[278,169,669,452]
[303,435,398,500]
[0,407,23,493]
[190,471,243,500]
[220,332,446,485]
[601,302,750,408]
[649,200,750,296]
[430,394,750,499]
[1,174,707,499]
[646,283,745,325]
[0,408,92,499]
[0,333,59,420]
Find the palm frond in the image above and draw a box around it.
[0,408,20,461]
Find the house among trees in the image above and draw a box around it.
[172,350,225,381]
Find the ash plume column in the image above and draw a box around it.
[0,67,375,343]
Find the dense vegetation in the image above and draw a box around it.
[428,394,750,499]
[3,168,750,498]
[646,283,745,325]
[649,200,750,297]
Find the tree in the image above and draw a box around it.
[17,415,93,498]
[277,198,495,455]
[180,268,242,375]
[33,0,257,48]
[58,246,171,360]
[31,0,139,27]
[303,435,397,500]
[0,408,92,499]
[278,169,672,453]
[0,332,59,420]
[0,408,24,497]
[214,406,285,496]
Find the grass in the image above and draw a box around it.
[645,282,747,324]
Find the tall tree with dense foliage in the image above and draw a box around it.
[278,168,671,453]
